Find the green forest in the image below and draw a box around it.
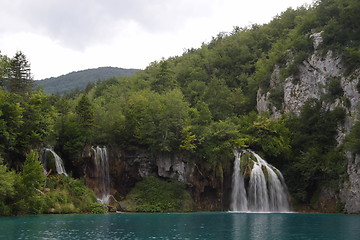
[1,0,360,215]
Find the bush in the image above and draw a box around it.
[43,175,98,214]
[0,157,17,216]
[344,48,360,75]
[269,86,284,110]
[123,176,193,213]
[324,77,343,102]
[345,121,360,154]
[89,202,106,214]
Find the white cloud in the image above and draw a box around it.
[1,0,216,50]
[0,0,314,79]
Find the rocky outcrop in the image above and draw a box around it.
[316,187,340,213]
[156,152,232,211]
[257,51,359,118]
[156,153,193,182]
[83,145,230,211]
[341,153,360,213]
[256,32,360,213]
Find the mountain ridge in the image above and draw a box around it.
[35,66,139,94]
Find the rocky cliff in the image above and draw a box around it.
[257,33,360,213]
[83,145,232,211]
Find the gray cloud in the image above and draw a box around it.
[1,0,216,50]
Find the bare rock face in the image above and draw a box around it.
[156,152,193,182]
[316,187,339,213]
[256,32,360,213]
[283,52,340,115]
[83,146,229,211]
[257,51,349,116]
[310,31,323,50]
[155,152,232,211]
[256,65,283,118]
[341,153,360,213]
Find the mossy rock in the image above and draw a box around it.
[240,152,256,178]
[261,165,269,181]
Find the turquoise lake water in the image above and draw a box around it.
[0,212,359,239]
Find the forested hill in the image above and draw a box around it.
[0,0,360,216]
[35,67,139,94]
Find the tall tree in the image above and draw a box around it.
[75,94,95,127]
[7,51,33,96]
[151,60,177,93]
[0,53,10,88]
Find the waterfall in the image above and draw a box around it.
[230,149,290,212]
[93,146,111,204]
[42,148,68,176]
[230,150,248,211]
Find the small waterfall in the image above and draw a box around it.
[92,146,110,204]
[230,149,290,212]
[42,148,68,176]
[230,150,248,211]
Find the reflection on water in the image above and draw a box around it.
[0,212,360,239]
[231,213,283,240]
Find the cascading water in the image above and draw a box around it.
[230,150,248,211]
[92,146,111,204]
[230,149,290,212]
[41,148,68,176]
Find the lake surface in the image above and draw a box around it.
[0,212,359,239]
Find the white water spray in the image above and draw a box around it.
[230,150,248,211]
[42,148,68,176]
[231,149,290,212]
[93,146,111,204]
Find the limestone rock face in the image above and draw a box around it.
[283,52,340,115]
[83,146,230,211]
[257,51,357,117]
[341,153,360,213]
[310,31,323,50]
[256,39,360,212]
[156,153,192,182]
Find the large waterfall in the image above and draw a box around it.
[93,146,111,204]
[231,149,290,212]
[41,148,68,176]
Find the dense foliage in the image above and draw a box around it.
[0,53,101,215]
[0,152,101,216]
[0,0,358,214]
[283,100,347,203]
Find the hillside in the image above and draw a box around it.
[56,0,360,213]
[35,67,139,94]
[0,0,359,216]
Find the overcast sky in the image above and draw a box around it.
[0,0,313,79]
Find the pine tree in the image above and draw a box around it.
[0,53,10,89]
[151,60,177,93]
[75,94,95,127]
[7,51,33,96]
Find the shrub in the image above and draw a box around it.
[89,202,106,214]
[42,175,98,214]
[345,121,360,154]
[269,86,284,110]
[123,176,193,212]
[324,77,343,102]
